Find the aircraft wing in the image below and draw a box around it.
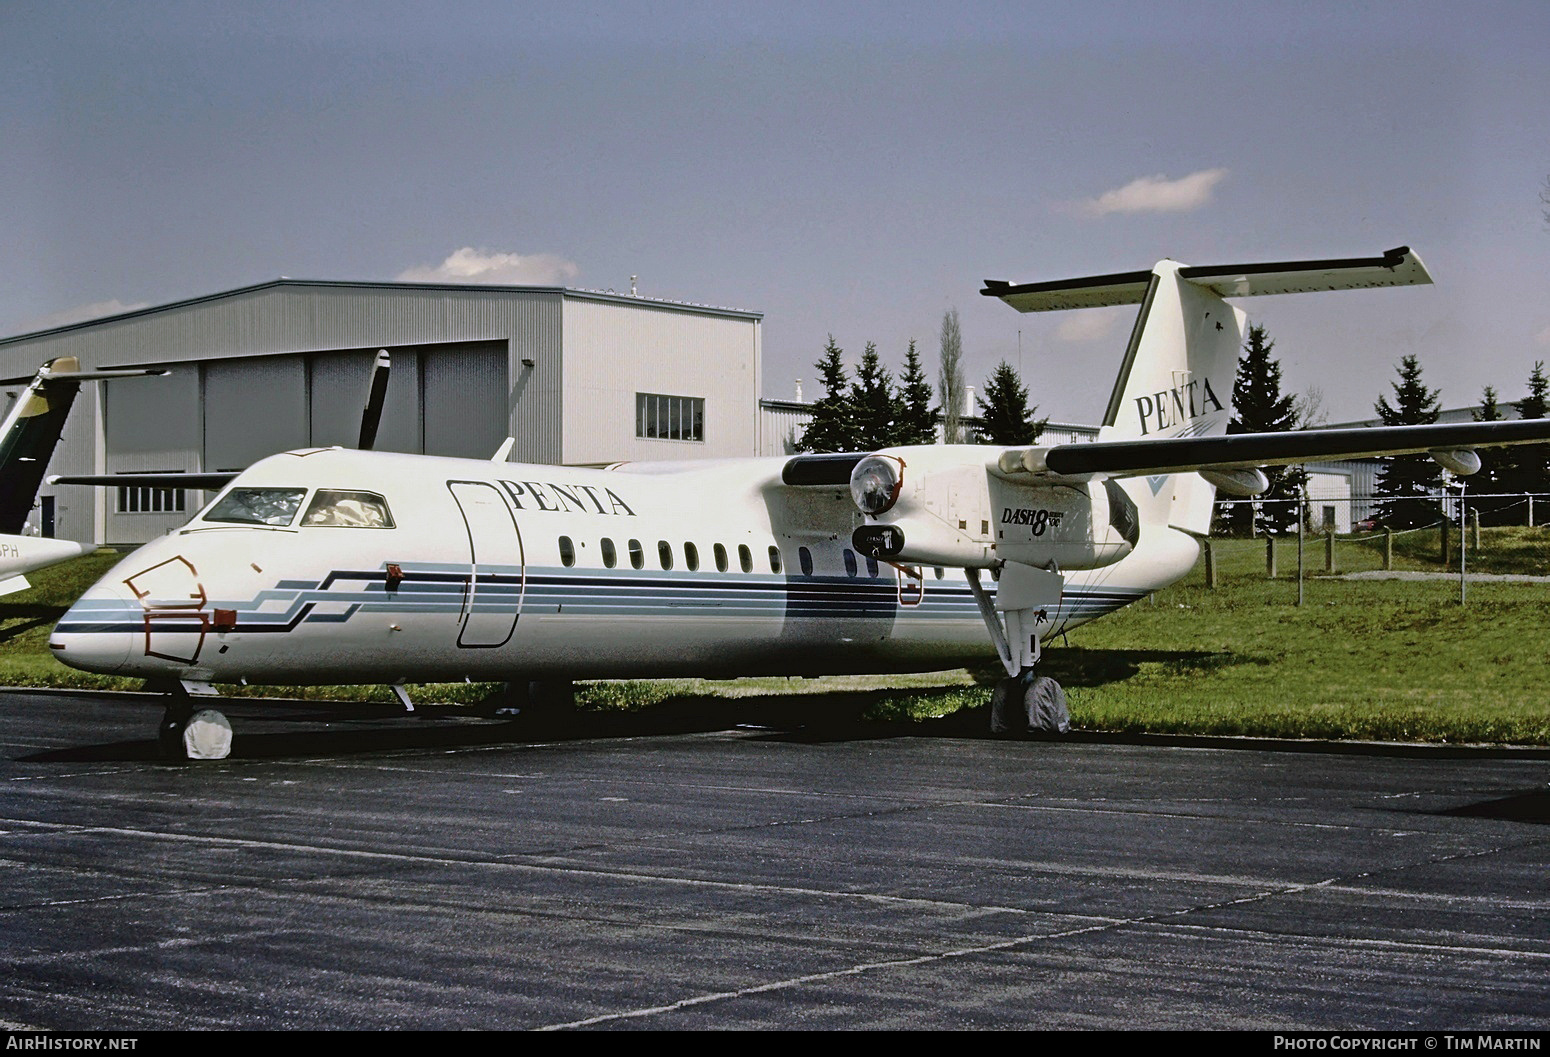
[994,419,1550,479]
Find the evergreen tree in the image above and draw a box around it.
[1220,324,1305,536]
[938,309,965,443]
[796,336,860,453]
[975,360,1046,445]
[895,339,938,445]
[850,342,901,450]
[1372,355,1442,529]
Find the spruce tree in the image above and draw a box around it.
[975,361,1046,446]
[1372,355,1442,529]
[1221,324,1305,536]
[796,336,859,453]
[895,340,938,445]
[850,342,900,450]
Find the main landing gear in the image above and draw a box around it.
[966,565,1070,737]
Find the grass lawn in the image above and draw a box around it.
[4,541,1548,745]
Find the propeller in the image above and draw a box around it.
[357,349,391,450]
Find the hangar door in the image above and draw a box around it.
[199,341,508,469]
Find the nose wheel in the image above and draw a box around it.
[158,686,232,761]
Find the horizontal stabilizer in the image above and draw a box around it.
[1002,418,1550,480]
[50,472,239,491]
[982,247,1430,313]
[0,367,167,386]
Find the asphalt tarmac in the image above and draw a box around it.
[2,688,1547,1031]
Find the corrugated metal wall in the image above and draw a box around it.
[560,296,760,464]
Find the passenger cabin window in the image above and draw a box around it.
[768,546,782,574]
[205,488,307,527]
[866,555,879,578]
[301,490,394,529]
[684,542,699,571]
[629,539,644,570]
[843,549,858,578]
[658,540,673,570]
[713,543,728,573]
[798,547,813,576]
[601,538,617,569]
[738,545,753,573]
[559,536,575,567]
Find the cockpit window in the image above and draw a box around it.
[204,488,308,527]
[301,489,395,529]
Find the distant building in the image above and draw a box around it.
[0,279,761,546]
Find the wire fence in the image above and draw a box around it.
[1197,494,1550,605]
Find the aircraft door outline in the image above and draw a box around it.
[447,480,524,648]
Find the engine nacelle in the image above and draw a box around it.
[847,447,1139,570]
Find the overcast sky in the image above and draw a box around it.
[5,1,1548,425]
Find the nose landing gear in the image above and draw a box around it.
[158,683,232,761]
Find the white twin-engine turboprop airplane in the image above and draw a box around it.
[47,248,1550,759]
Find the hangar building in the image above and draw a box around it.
[0,280,762,547]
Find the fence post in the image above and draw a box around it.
[1383,527,1393,571]
[1460,499,1467,606]
[1296,489,1306,607]
[1324,526,1336,574]
[1266,535,1277,579]
[1471,508,1480,551]
[1440,517,1451,569]
[1204,538,1218,588]
[1530,494,1535,528]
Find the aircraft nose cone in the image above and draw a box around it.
[50,580,136,674]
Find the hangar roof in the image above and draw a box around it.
[1,277,761,345]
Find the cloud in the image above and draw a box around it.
[1078,168,1229,217]
[19,298,150,332]
[1056,306,1126,342]
[396,247,580,286]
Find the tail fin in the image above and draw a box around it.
[982,247,1432,532]
[0,357,87,535]
[0,358,167,535]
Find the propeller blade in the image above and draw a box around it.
[357,349,391,450]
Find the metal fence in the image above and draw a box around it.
[1199,494,1550,605]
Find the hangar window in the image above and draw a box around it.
[204,488,307,527]
[713,543,728,573]
[684,542,699,571]
[559,536,575,567]
[636,393,705,442]
[301,490,394,528]
[628,539,644,570]
[738,544,753,573]
[116,473,187,515]
[601,538,617,569]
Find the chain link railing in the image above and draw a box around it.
[1199,494,1550,605]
